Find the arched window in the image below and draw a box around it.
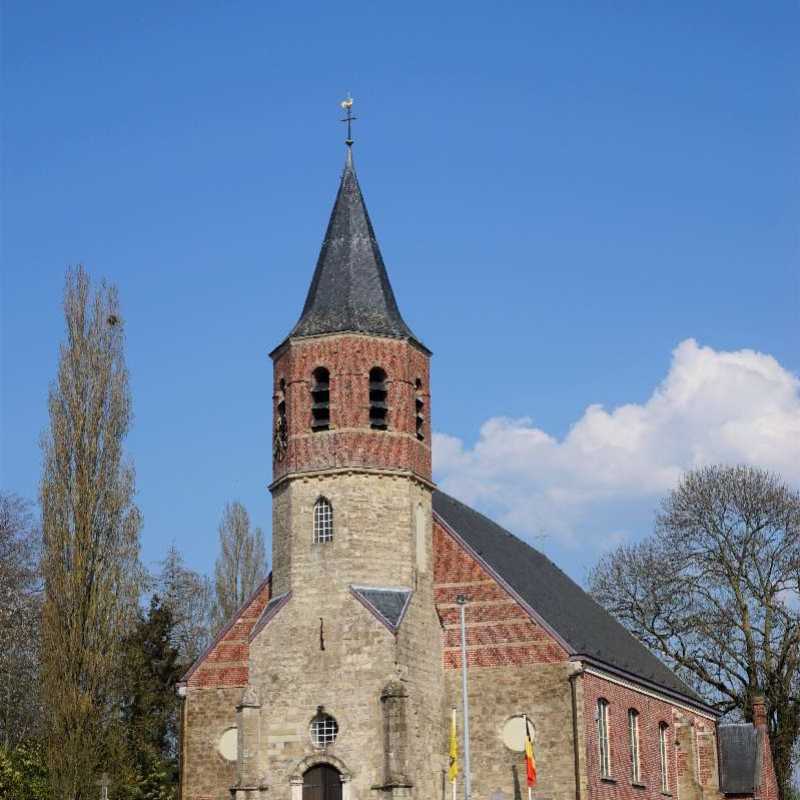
[311,367,330,432]
[597,698,611,777]
[369,367,388,430]
[313,497,333,543]
[659,722,670,792]
[415,378,425,441]
[628,709,641,784]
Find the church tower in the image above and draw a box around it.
[238,138,444,798]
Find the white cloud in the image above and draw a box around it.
[433,339,800,549]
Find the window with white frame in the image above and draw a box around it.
[313,497,333,543]
[628,709,641,784]
[659,722,670,792]
[310,711,338,748]
[597,698,611,778]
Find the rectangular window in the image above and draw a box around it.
[628,710,641,784]
[597,699,611,778]
[659,723,670,793]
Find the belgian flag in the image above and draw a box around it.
[524,716,537,788]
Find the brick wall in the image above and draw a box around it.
[271,333,431,483]
[582,671,719,800]
[184,577,272,690]
[433,518,567,669]
[753,697,779,800]
[180,579,272,799]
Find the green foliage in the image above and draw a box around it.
[0,740,49,800]
[117,595,183,800]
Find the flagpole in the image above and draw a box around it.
[524,714,533,800]
[451,707,457,800]
[456,594,471,800]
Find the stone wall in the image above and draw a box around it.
[181,687,242,800]
[434,516,579,800]
[180,579,272,799]
[271,472,431,597]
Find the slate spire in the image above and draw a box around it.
[285,151,425,349]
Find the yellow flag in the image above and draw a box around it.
[449,708,458,782]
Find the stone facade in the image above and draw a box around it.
[178,153,779,800]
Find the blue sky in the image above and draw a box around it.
[2,1,798,584]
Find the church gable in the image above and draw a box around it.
[181,575,272,690]
[433,517,568,668]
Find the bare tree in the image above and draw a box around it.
[212,501,267,631]
[40,266,142,799]
[589,464,800,800]
[157,545,214,667]
[0,492,42,749]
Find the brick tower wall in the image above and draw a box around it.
[271,334,431,484]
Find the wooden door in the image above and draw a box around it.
[302,765,342,800]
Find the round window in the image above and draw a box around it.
[218,727,238,761]
[310,712,339,748]
[501,715,534,752]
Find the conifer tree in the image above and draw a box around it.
[40,266,142,799]
[120,596,182,800]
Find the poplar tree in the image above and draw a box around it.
[211,501,267,631]
[40,266,142,799]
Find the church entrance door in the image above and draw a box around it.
[302,764,342,800]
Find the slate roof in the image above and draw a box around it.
[280,151,426,352]
[350,585,412,632]
[433,490,707,708]
[718,724,760,794]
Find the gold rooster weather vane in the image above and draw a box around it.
[340,95,356,146]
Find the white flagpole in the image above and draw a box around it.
[456,594,471,800]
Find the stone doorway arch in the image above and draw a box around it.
[303,764,341,800]
[290,755,352,800]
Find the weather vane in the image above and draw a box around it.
[340,94,356,147]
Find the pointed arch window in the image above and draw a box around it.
[369,367,388,430]
[628,709,641,784]
[415,378,425,441]
[313,497,333,544]
[597,698,611,778]
[659,722,670,792]
[311,367,330,432]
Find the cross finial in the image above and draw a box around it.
[340,94,356,147]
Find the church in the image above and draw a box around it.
[177,133,778,800]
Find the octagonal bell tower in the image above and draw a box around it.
[254,136,444,798]
[268,146,433,596]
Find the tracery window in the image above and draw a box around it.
[369,367,388,430]
[313,497,333,543]
[597,698,611,778]
[311,367,330,432]
[628,709,641,784]
[659,722,670,792]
